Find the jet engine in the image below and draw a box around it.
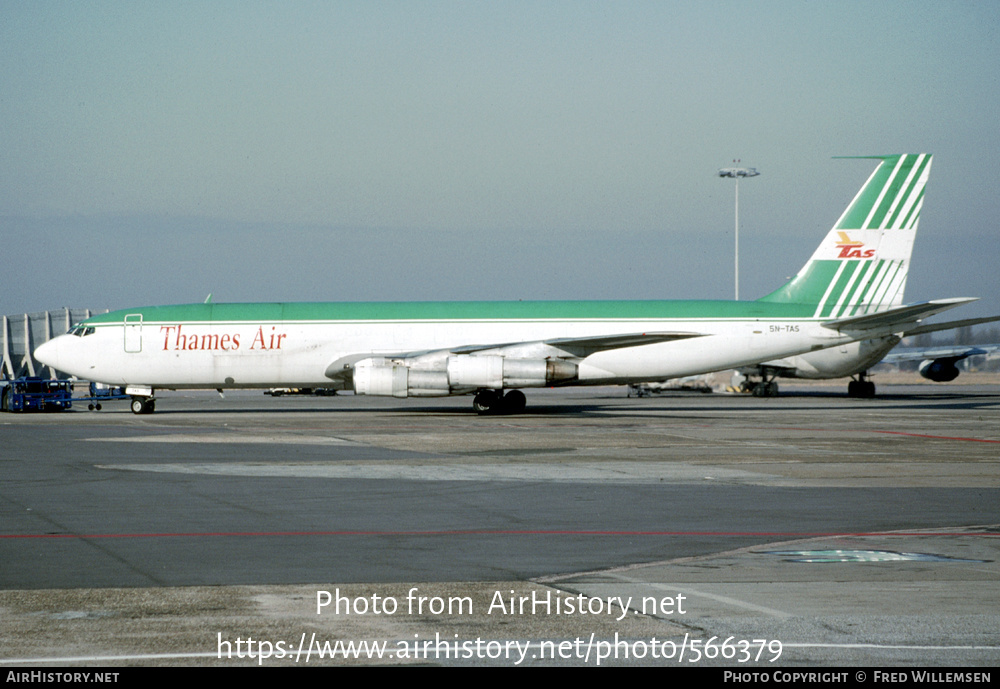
[352,355,578,398]
[918,358,961,382]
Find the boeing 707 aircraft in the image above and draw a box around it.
[36,154,977,414]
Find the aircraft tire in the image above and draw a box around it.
[503,390,527,414]
[473,390,499,415]
[848,380,876,398]
[131,397,156,414]
[474,390,526,415]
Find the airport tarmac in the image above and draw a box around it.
[1,384,998,666]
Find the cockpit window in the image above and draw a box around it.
[69,325,95,337]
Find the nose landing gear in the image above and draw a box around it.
[130,396,156,414]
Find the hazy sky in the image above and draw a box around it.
[2,1,998,319]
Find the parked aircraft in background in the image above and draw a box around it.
[882,343,1000,381]
[718,164,760,178]
[37,154,981,414]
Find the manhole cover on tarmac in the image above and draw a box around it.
[761,549,988,563]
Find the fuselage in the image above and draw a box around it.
[36,299,851,390]
[754,336,902,380]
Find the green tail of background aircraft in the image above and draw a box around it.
[36,154,982,414]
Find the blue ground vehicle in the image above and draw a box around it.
[79,382,129,411]
[0,377,73,412]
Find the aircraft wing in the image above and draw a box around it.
[882,344,999,364]
[450,331,706,355]
[533,331,707,354]
[821,298,978,332]
[324,331,706,381]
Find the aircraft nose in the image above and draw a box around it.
[34,337,62,369]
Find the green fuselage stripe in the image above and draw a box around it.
[82,299,823,327]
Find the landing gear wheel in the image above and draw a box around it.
[751,381,777,397]
[750,380,779,397]
[473,390,526,415]
[848,379,876,398]
[130,396,155,414]
[473,390,500,415]
[503,390,526,414]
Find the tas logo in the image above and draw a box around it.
[835,232,875,259]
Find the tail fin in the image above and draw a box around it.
[758,154,932,317]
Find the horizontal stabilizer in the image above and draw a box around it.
[822,298,977,332]
[900,314,1000,338]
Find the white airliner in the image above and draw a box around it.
[35,154,978,414]
[882,343,1000,381]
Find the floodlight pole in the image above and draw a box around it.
[718,164,760,300]
[734,177,740,300]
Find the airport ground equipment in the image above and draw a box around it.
[0,377,73,412]
[74,382,129,411]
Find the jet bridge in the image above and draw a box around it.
[1,308,105,380]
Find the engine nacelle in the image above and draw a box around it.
[352,359,450,397]
[918,358,960,382]
[352,355,578,398]
[446,355,577,389]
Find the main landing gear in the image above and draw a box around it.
[739,378,780,397]
[472,389,527,415]
[130,396,156,414]
[847,371,876,398]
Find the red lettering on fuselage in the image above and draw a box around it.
[250,326,286,350]
[160,325,176,350]
[158,324,286,352]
